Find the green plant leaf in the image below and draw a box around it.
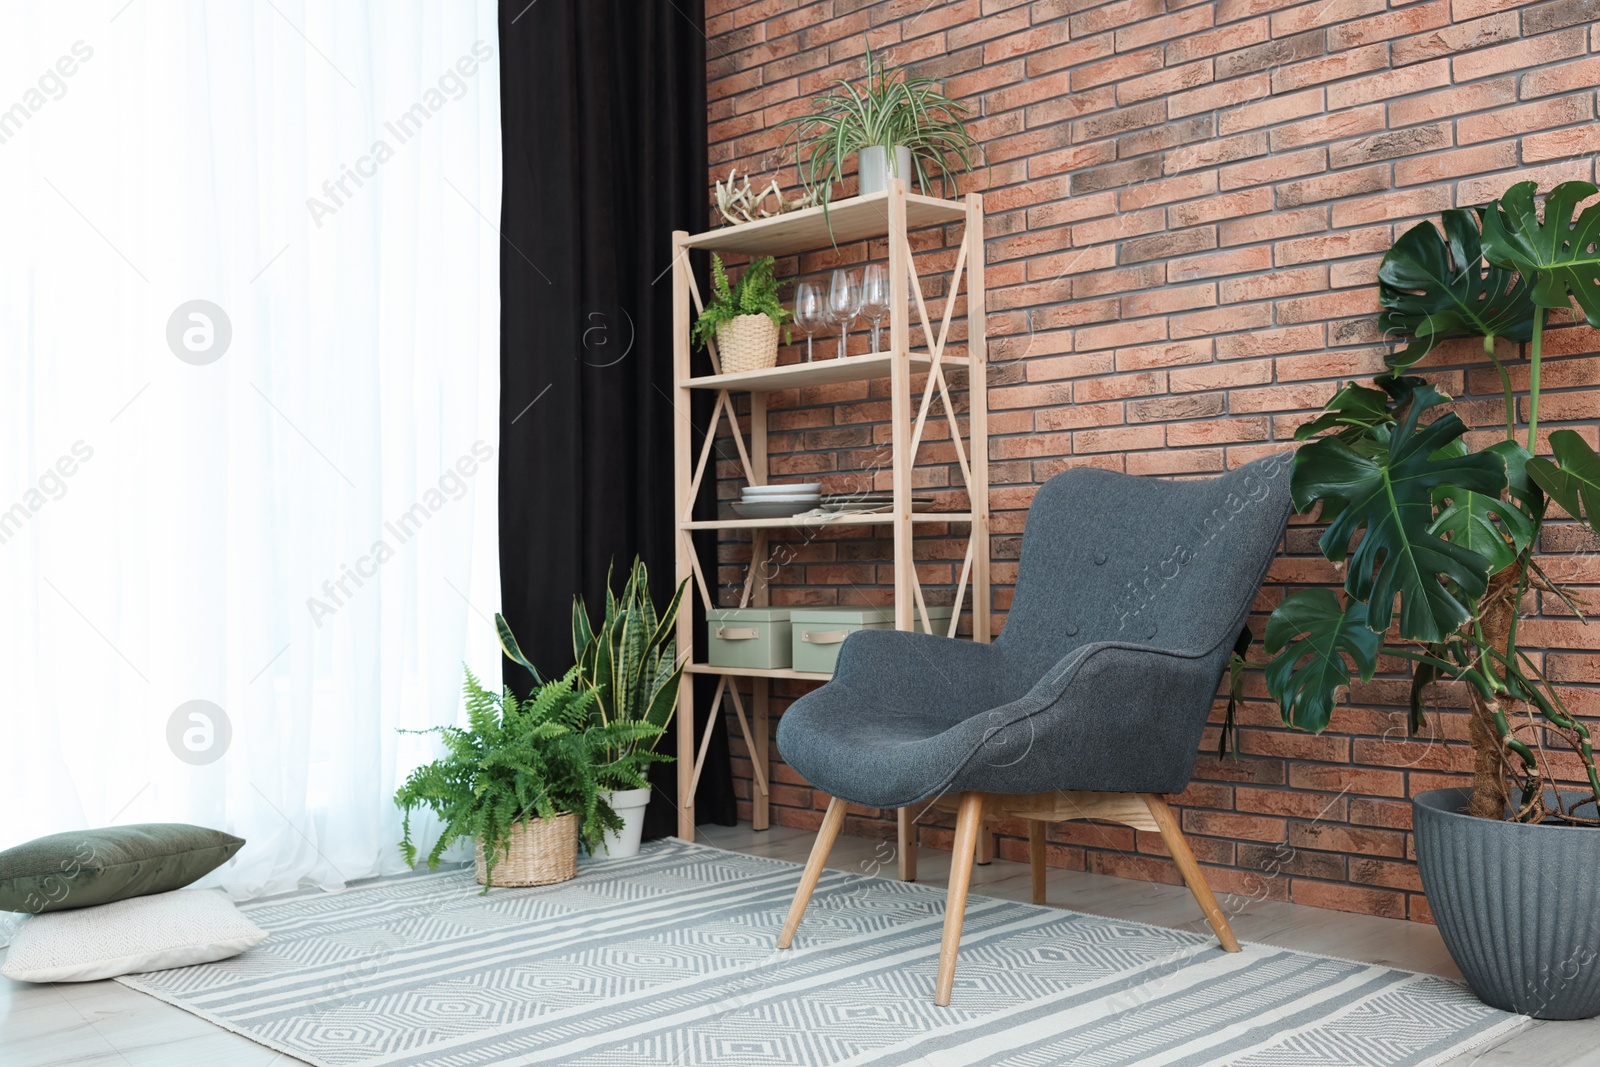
[645,660,685,733]
[1292,396,1507,641]
[1487,439,1541,516]
[1481,180,1600,326]
[1428,485,1536,574]
[1218,626,1253,759]
[494,613,541,683]
[1378,209,1535,369]
[571,594,594,667]
[1527,429,1600,536]
[1408,645,1443,736]
[1264,589,1383,733]
[1294,383,1394,443]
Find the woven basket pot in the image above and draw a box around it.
[715,314,779,374]
[474,813,578,888]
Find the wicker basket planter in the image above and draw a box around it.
[715,314,779,374]
[474,813,578,888]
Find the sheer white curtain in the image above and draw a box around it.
[0,2,502,906]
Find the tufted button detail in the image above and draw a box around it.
[1065,623,1079,636]
[1093,551,1108,565]
[1145,621,1158,639]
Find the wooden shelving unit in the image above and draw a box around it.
[670,178,991,842]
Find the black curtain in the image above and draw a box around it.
[497,0,735,836]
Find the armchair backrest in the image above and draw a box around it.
[997,453,1294,685]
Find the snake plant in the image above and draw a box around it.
[571,558,688,778]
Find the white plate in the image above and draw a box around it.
[731,500,820,519]
[822,495,934,504]
[823,500,936,513]
[737,494,820,503]
[741,483,822,496]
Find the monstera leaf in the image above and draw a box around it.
[1379,209,1535,369]
[1294,383,1393,444]
[1527,429,1600,537]
[1377,373,1453,417]
[1292,395,1507,642]
[1487,439,1540,515]
[1264,589,1383,733]
[1481,181,1600,326]
[1428,487,1536,574]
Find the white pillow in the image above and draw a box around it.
[1,887,266,982]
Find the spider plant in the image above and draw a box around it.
[775,41,981,203]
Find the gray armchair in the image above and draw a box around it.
[774,453,1294,1005]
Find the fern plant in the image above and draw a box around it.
[394,667,661,888]
[691,254,790,350]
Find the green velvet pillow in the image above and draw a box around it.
[0,824,245,914]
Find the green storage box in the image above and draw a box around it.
[790,606,955,674]
[706,607,793,670]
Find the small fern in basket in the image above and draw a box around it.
[691,254,791,349]
[394,667,663,889]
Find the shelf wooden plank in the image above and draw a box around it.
[681,351,936,392]
[686,662,833,682]
[682,511,972,531]
[680,190,968,256]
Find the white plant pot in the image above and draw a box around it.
[598,787,652,858]
[857,144,913,195]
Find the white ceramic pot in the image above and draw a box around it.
[598,787,652,858]
[857,144,913,195]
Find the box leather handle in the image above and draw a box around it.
[800,629,849,645]
[715,626,759,640]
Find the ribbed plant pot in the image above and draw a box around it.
[1414,787,1600,1019]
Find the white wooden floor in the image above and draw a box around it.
[3,821,1598,1066]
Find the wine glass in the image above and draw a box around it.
[826,269,862,359]
[793,282,824,363]
[860,264,890,354]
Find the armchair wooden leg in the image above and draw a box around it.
[935,792,985,1006]
[1140,793,1240,953]
[975,819,995,865]
[1028,820,1047,905]
[777,796,847,950]
[897,806,917,882]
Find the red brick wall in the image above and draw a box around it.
[701,0,1600,922]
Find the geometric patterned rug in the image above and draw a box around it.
[114,839,1522,1066]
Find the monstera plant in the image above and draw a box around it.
[1258,180,1600,827]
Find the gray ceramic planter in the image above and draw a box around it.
[1413,787,1600,1019]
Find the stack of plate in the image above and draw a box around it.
[730,482,822,519]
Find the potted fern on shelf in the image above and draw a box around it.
[1255,179,1600,1019]
[692,254,789,374]
[394,663,663,890]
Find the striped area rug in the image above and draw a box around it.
[115,839,1519,1066]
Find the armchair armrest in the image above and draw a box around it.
[831,628,1012,714]
[936,640,1227,798]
